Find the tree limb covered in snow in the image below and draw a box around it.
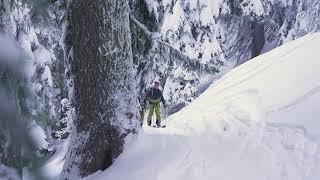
[130,15,153,37]
[0,41,48,179]
[129,13,218,75]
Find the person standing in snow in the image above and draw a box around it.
[146,81,166,127]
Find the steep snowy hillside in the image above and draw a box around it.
[86,33,320,180]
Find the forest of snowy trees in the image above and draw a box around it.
[0,0,320,179]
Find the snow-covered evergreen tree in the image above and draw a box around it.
[0,0,67,177]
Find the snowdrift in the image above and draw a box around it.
[87,33,320,180]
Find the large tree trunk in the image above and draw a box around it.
[61,0,139,178]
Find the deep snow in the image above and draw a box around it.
[84,33,320,180]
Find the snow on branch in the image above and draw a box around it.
[130,15,153,37]
[98,45,120,57]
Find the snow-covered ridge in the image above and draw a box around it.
[88,33,320,180]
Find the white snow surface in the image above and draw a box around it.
[42,139,70,180]
[83,33,320,180]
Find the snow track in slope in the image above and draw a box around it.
[270,85,320,113]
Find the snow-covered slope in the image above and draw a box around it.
[86,33,320,180]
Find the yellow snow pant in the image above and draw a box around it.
[147,101,161,126]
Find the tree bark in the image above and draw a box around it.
[61,0,139,178]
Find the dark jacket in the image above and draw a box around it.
[146,87,165,105]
